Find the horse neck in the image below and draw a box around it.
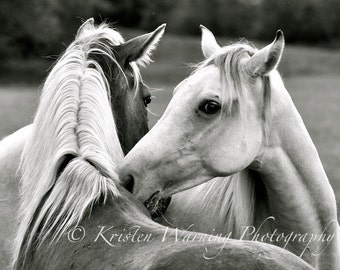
[254,72,339,268]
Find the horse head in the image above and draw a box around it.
[119,26,284,203]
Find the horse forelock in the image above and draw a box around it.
[192,42,272,141]
[12,23,132,269]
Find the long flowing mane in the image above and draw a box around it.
[12,22,135,268]
[188,42,273,237]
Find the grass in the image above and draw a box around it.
[1,28,339,198]
[0,30,339,268]
[1,30,338,211]
[0,86,39,137]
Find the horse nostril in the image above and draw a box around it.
[124,175,135,193]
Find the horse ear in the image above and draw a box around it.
[200,25,220,59]
[77,18,95,37]
[246,30,285,77]
[117,24,166,67]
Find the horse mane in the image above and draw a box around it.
[12,22,136,268]
[195,170,269,238]
[189,41,274,237]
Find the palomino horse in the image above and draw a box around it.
[0,19,160,268]
[119,26,340,269]
[10,20,313,270]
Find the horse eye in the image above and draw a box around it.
[198,100,221,114]
[143,96,152,107]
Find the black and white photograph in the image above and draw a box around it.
[0,0,339,269]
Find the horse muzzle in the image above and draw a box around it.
[144,191,172,219]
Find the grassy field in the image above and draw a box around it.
[0,30,339,267]
[0,30,340,207]
[0,29,339,199]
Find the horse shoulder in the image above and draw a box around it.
[0,124,32,269]
[0,124,32,196]
[0,124,31,168]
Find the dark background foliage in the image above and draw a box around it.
[1,0,340,60]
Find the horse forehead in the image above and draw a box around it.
[174,66,220,95]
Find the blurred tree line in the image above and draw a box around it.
[1,0,340,60]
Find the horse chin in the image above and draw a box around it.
[143,191,171,219]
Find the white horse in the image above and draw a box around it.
[119,26,340,269]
